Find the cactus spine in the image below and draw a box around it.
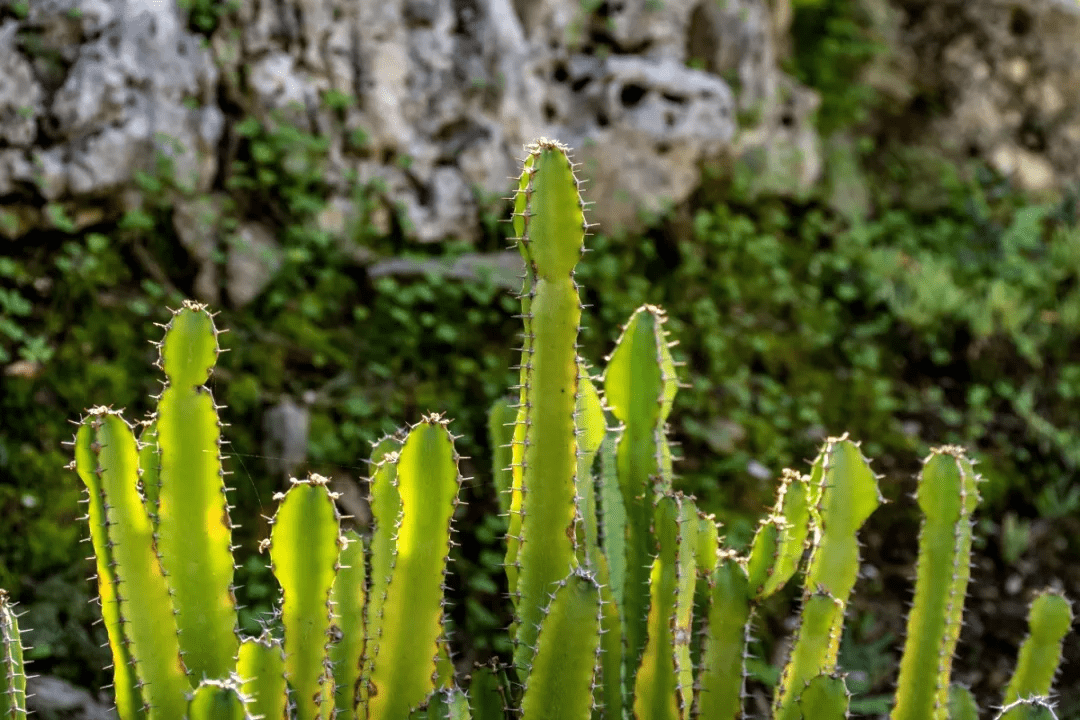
[892,446,980,720]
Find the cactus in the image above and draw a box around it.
[774,437,880,720]
[506,138,588,675]
[893,446,981,720]
[0,590,27,720]
[1001,591,1073,719]
[152,302,239,681]
[0,137,1069,720]
[266,473,342,720]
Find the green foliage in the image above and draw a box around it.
[787,0,884,134]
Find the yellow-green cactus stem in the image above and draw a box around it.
[73,407,190,719]
[360,433,404,707]
[893,446,980,720]
[1001,590,1073,718]
[599,432,626,612]
[948,685,979,720]
[695,551,751,720]
[69,419,144,720]
[153,301,238,680]
[488,397,517,517]
[266,473,342,720]
[760,469,811,600]
[187,679,252,720]
[0,590,27,720]
[795,673,849,720]
[632,494,693,720]
[520,571,603,720]
[510,138,588,674]
[774,437,880,720]
[330,530,367,716]
[574,364,606,568]
[994,698,1058,720]
[237,634,286,720]
[603,304,679,680]
[366,416,461,720]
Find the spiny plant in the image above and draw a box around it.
[0,139,1073,720]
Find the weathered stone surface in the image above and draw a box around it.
[876,0,1080,194]
[1,0,814,256]
[227,221,282,308]
[26,675,115,720]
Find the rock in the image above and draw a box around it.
[172,194,225,304]
[368,250,524,290]
[26,675,115,720]
[262,394,311,482]
[226,222,282,308]
[1,0,817,242]
[888,0,1080,194]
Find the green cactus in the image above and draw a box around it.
[236,634,287,720]
[1001,591,1073,718]
[153,301,239,681]
[187,679,253,720]
[507,138,588,675]
[365,416,462,719]
[774,436,880,720]
[0,590,27,720]
[520,571,603,720]
[994,697,1059,720]
[73,407,191,720]
[0,136,1068,720]
[603,304,680,690]
[267,473,342,720]
[331,530,367,716]
[893,446,980,720]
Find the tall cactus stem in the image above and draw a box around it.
[330,530,367,716]
[73,407,190,720]
[0,590,27,720]
[603,304,679,684]
[1000,590,1073,719]
[509,138,587,674]
[892,446,980,720]
[774,436,880,720]
[520,570,603,720]
[153,301,238,680]
[365,416,462,720]
[266,473,342,720]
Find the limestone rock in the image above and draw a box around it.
[887,0,1080,193]
[226,222,282,308]
[1,0,817,243]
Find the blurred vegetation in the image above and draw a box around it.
[2,0,1079,711]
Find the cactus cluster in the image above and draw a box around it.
[0,139,1074,720]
